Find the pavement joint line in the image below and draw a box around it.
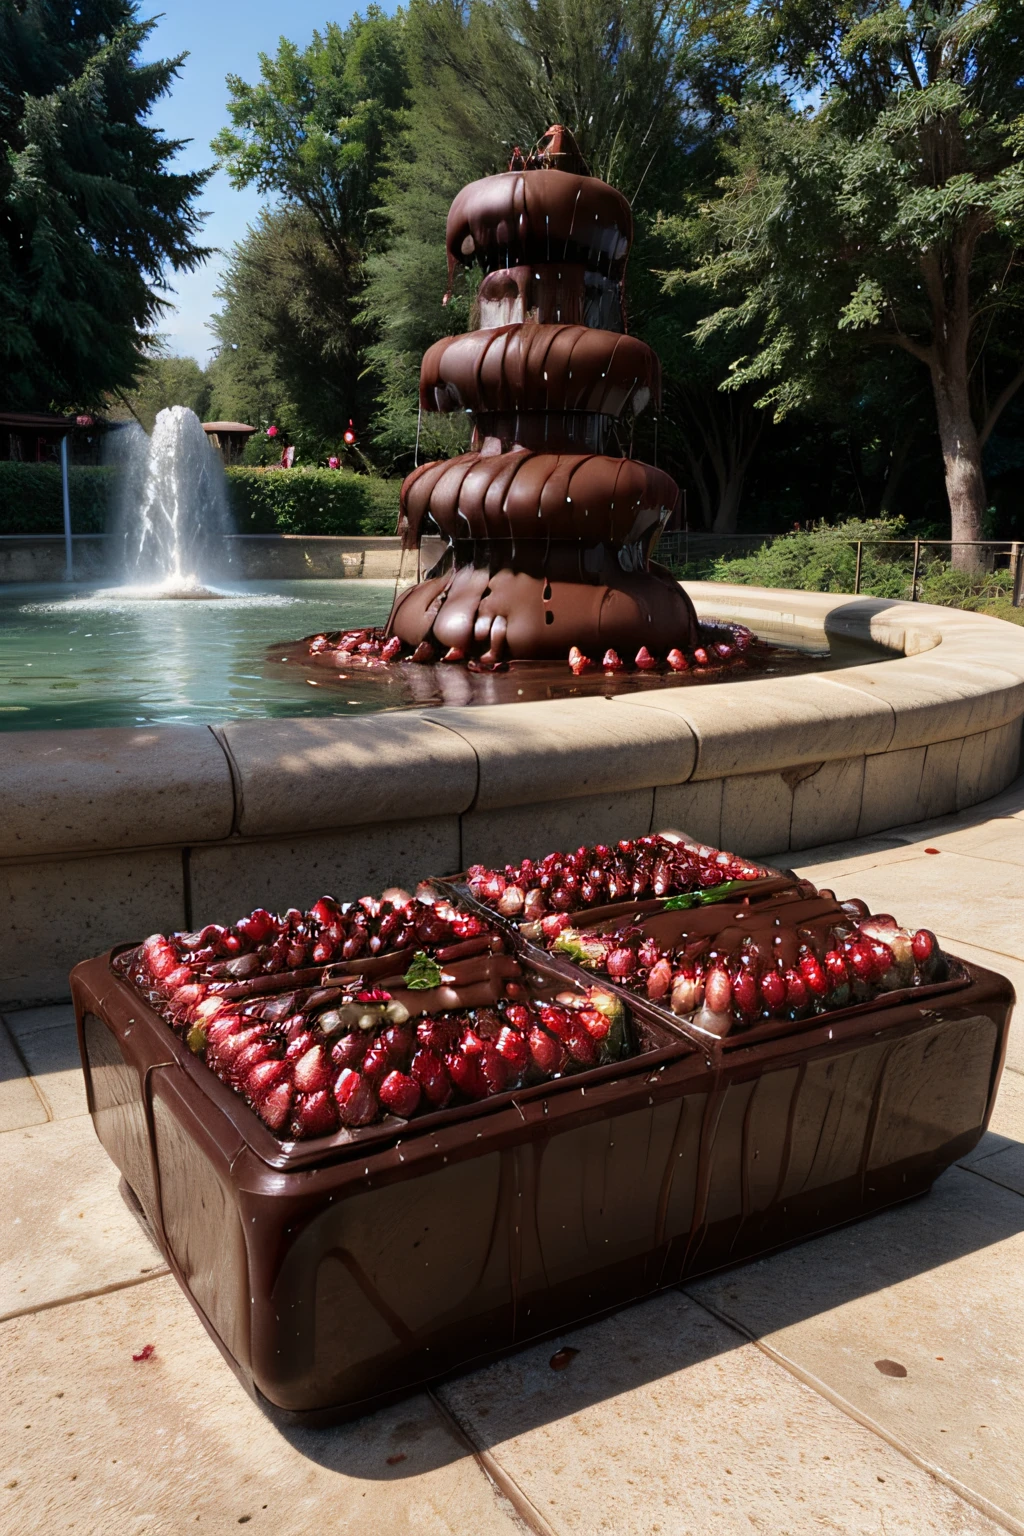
[958,1161,1024,1198]
[426,1387,559,1536]
[681,1289,1024,1536]
[0,1266,171,1326]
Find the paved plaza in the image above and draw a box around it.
[2,778,1022,1536]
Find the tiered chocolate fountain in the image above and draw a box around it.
[296,128,764,699]
[385,125,700,667]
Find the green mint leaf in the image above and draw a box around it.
[404,950,444,990]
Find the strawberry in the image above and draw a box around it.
[164,964,195,991]
[285,1030,318,1060]
[602,649,625,671]
[334,1068,379,1126]
[665,648,689,672]
[606,947,636,980]
[232,1038,278,1082]
[527,1025,564,1075]
[331,1033,369,1071]
[577,1007,610,1041]
[541,912,572,940]
[361,1042,391,1080]
[292,1046,332,1094]
[732,967,759,1018]
[503,1003,531,1032]
[378,1070,421,1118]
[290,1089,338,1139]
[260,1080,294,1133]
[495,1025,529,1073]
[912,928,935,964]
[799,951,828,997]
[760,968,786,1012]
[479,1045,510,1095]
[380,1022,414,1068]
[564,1026,598,1066]
[243,1058,291,1103]
[446,1051,487,1099]
[381,635,402,661]
[568,646,594,676]
[635,646,658,671]
[417,1015,461,1055]
[784,968,809,1010]
[646,958,673,1000]
[705,967,732,1015]
[693,647,709,665]
[410,1047,452,1106]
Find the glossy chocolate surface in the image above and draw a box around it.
[388,126,700,662]
[74,933,1012,1422]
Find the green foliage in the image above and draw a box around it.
[224,468,401,535]
[0,462,401,538]
[679,0,1024,542]
[0,462,113,534]
[0,1,211,411]
[213,7,409,254]
[115,354,213,434]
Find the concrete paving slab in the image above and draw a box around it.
[687,1166,1024,1534]
[5,1012,87,1122]
[0,1277,522,1536]
[0,1116,165,1321]
[2,1003,77,1039]
[0,1019,47,1133]
[959,1069,1024,1197]
[439,1287,1002,1536]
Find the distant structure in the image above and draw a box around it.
[202,421,255,465]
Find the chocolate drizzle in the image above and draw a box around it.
[388,126,700,662]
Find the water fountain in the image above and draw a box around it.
[113,405,234,597]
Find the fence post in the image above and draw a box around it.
[854,541,863,595]
[910,537,920,601]
[1013,542,1023,608]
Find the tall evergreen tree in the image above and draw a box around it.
[0,1,211,411]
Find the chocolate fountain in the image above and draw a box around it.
[385,126,700,665]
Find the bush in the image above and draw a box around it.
[0,461,403,538]
[0,462,114,534]
[224,468,401,536]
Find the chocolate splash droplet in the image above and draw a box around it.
[924,847,941,855]
[386,1453,407,1466]
[874,1358,907,1378]
[550,1346,579,1371]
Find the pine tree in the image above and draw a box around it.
[0,1,211,411]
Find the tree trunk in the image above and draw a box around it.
[712,466,745,533]
[930,353,987,570]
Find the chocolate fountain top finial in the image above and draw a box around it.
[509,124,592,177]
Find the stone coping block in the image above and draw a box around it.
[219,714,478,837]
[422,695,697,811]
[0,725,234,860]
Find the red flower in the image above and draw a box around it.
[266,424,279,438]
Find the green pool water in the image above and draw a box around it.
[0,580,396,731]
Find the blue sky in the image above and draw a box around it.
[139,0,378,361]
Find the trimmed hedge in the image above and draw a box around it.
[0,462,114,534]
[0,461,402,538]
[224,467,401,536]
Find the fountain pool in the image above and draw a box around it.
[0,577,846,731]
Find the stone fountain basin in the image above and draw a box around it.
[2,584,1022,1006]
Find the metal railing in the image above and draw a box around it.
[657,533,1024,606]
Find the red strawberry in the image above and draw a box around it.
[564,1026,598,1066]
[232,1038,278,1082]
[504,1003,531,1032]
[912,929,935,964]
[578,1007,610,1041]
[732,968,759,1018]
[665,649,689,672]
[446,1051,487,1099]
[285,1030,318,1060]
[380,1022,414,1068]
[334,1068,379,1126]
[206,1013,244,1049]
[568,646,594,676]
[293,1045,331,1094]
[381,635,402,661]
[146,945,180,981]
[243,1058,290,1103]
[541,912,572,940]
[331,1033,369,1071]
[602,649,625,671]
[410,1047,452,1106]
[799,951,829,997]
[824,949,849,988]
[646,957,673,1000]
[378,1070,421,1118]
[495,1025,529,1073]
[635,646,658,671]
[693,647,709,665]
[260,1080,294,1133]
[784,968,809,1009]
[214,1025,267,1067]
[479,1045,509,1095]
[846,942,874,982]
[528,1025,564,1075]
[606,947,636,980]
[417,1015,461,1055]
[537,1005,572,1039]
[164,964,195,991]
[361,1042,391,1080]
[760,969,786,1012]
[290,1089,338,1139]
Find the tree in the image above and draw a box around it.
[0,0,211,411]
[363,0,732,468]
[688,0,1024,561]
[108,351,212,433]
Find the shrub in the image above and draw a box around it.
[224,468,401,536]
[0,462,403,538]
[0,462,113,534]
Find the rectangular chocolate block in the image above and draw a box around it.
[72,944,1012,1423]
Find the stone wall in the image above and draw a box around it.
[2,587,1021,1004]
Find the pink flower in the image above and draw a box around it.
[328,456,339,469]
[266,425,278,438]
